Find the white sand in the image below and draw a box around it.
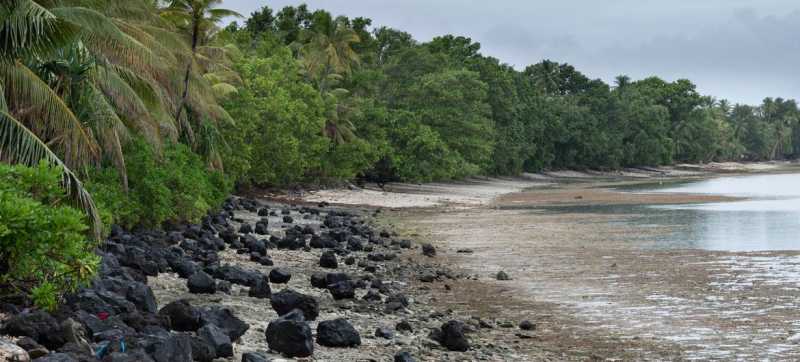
[300,161,795,209]
[302,176,549,208]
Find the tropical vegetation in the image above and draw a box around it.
[1,1,800,308]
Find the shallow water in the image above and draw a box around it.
[553,173,800,251]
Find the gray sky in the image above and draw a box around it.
[222,1,800,105]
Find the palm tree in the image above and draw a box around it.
[614,75,631,90]
[0,0,103,236]
[299,16,360,94]
[160,0,241,135]
[297,15,360,143]
[526,60,560,96]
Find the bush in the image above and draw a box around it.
[89,137,231,229]
[0,162,99,310]
[222,48,329,187]
[389,116,473,182]
[321,138,381,181]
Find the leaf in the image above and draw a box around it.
[0,108,102,239]
[211,82,237,99]
[0,61,99,169]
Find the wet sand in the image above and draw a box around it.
[388,207,800,360]
[303,162,800,360]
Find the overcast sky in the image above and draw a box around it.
[222,1,800,105]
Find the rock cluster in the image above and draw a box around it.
[0,203,252,362]
[0,195,511,361]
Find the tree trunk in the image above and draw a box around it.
[174,18,200,130]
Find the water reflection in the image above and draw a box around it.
[548,173,800,251]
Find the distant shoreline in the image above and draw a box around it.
[284,160,799,210]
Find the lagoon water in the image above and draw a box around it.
[555,173,800,251]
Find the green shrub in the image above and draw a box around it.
[222,48,330,186]
[0,162,99,310]
[321,138,381,181]
[389,116,472,182]
[89,137,231,229]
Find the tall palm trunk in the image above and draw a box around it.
[174,18,200,129]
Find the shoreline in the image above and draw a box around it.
[292,160,800,211]
[297,161,800,360]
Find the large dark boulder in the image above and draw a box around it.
[264,310,313,358]
[268,268,291,284]
[309,235,338,249]
[1,310,65,349]
[242,235,266,255]
[158,300,200,332]
[248,277,271,299]
[218,228,238,244]
[190,336,216,362]
[147,334,192,362]
[67,289,136,316]
[187,272,216,294]
[327,281,355,300]
[316,318,361,347]
[310,272,328,289]
[126,283,158,313]
[422,243,436,257]
[120,311,167,334]
[198,324,233,358]
[238,223,252,234]
[254,222,269,235]
[276,235,305,250]
[270,290,318,321]
[319,251,338,269]
[439,320,469,352]
[15,336,46,358]
[347,237,364,251]
[210,265,261,287]
[198,306,249,342]
[74,310,135,339]
[325,272,351,286]
[168,258,197,279]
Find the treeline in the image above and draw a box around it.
[221,5,800,187]
[2,1,800,232]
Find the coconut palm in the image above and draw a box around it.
[0,0,184,237]
[0,0,104,236]
[159,0,241,137]
[299,15,360,93]
[296,15,360,143]
[614,75,631,90]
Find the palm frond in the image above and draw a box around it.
[91,65,161,148]
[211,82,237,99]
[0,0,80,59]
[52,6,156,76]
[85,84,128,192]
[0,106,102,239]
[0,61,99,168]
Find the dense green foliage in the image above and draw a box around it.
[88,138,230,230]
[223,5,800,184]
[0,162,99,310]
[2,1,800,309]
[4,1,799,225]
